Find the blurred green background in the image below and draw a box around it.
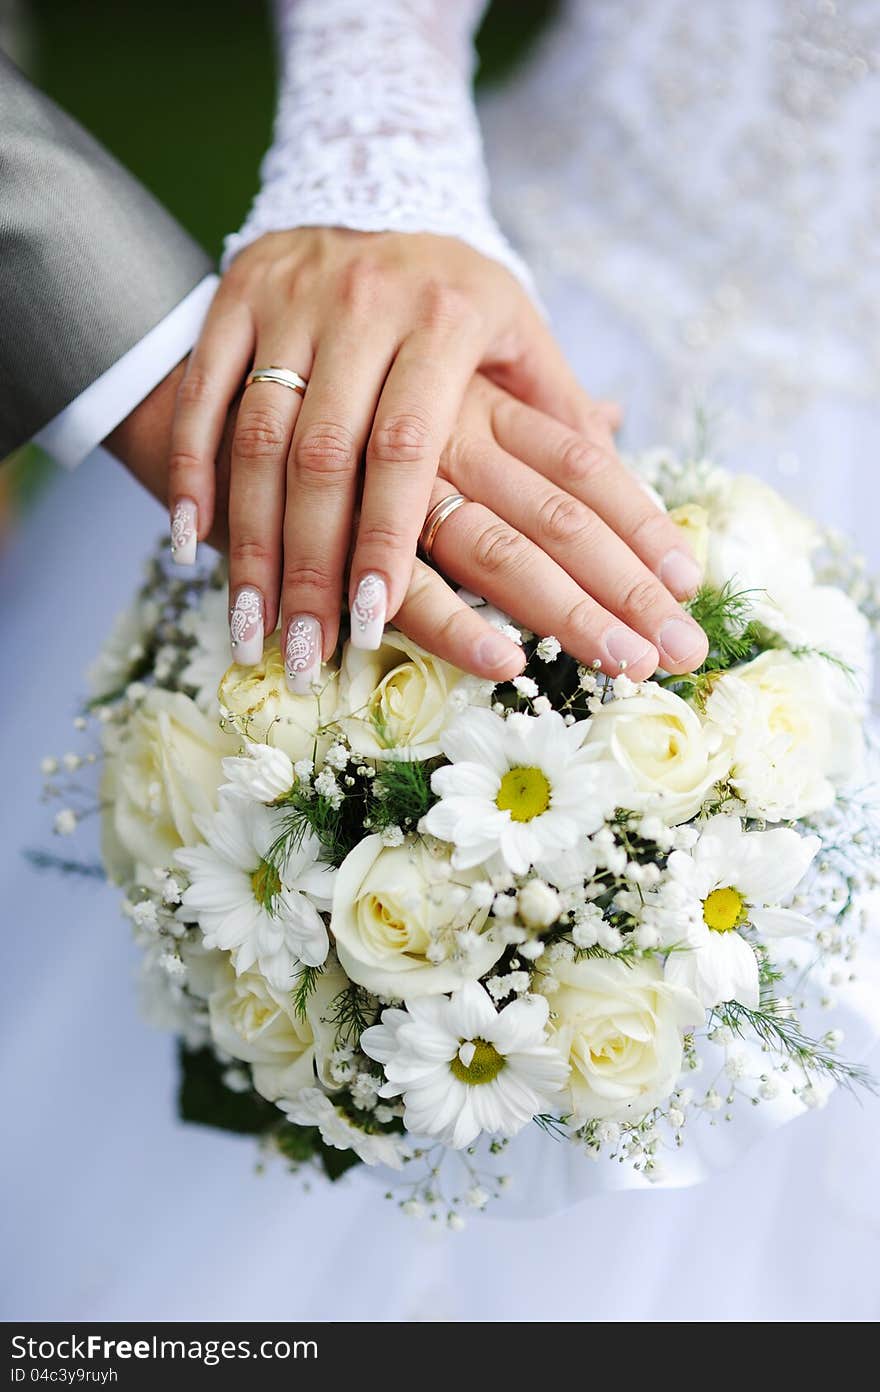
[1,0,559,526]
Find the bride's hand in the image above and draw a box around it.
[165,227,647,663]
[392,376,708,683]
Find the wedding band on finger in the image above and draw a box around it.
[245,365,309,396]
[419,492,469,559]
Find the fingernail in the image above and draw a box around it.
[475,631,525,676]
[285,614,322,694]
[350,574,387,650]
[660,548,702,598]
[604,626,655,671]
[229,586,264,666]
[170,498,198,565]
[659,617,707,665]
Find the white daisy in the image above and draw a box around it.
[661,814,820,1008]
[361,980,568,1148]
[179,587,231,713]
[422,708,628,874]
[279,1087,409,1169]
[176,798,334,988]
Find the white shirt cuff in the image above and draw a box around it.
[33,275,219,470]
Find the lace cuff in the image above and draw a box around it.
[222,0,533,292]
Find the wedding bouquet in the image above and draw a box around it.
[43,453,880,1221]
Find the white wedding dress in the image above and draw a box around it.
[3,0,880,1321]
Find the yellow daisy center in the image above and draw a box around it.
[450,1038,506,1085]
[251,858,282,905]
[702,886,747,933]
[496,766,551,822]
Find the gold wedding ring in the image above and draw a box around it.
[245,365,309,396]
[419,492,468,559]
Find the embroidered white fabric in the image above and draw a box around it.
[222,0,533,290]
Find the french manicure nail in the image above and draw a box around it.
[604,625,655,671]
[660,548,703,598]
[350,574,387,650]
[170,498,198,565]
[229,586,264,666]
[660,617,707,665]
[475,631,525,676]
[285,614,322,694]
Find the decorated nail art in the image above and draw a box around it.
[285,614,322,694]
[350,574,387,650]
[229,587,264,666]
[170,498,198,565]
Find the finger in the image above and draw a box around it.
[228,339,313,660]
[490,390,704,599]
[594,398,623,434]
[425,485,661,681]
[348,314,485,640]
[441,440,708,674]
[281,324,399,688]
[394,557,526,682]
[485,305,614,442]
[168,290,254,563]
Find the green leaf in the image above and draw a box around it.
[177,1045,277,1135]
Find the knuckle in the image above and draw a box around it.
[619,575,663,620]
[293,422,357,480]
[230,537,273,570]
[282,561,337,599]
[264,253,308,300]
[235,407,289,462]
[628,506,672,552]
[434,608,469,653]
[356,519,408,553]
[443,432,490,478]
[472,521,526,576]
[563,595,601,637]
[557,437,613,489]
[336,256,382,312]
[168,448,205,483]
[370,411,433,466]
[176,369,215,410]
[419,280,478,332]
[536,493,595,548]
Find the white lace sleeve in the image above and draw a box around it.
[221,0,533,291]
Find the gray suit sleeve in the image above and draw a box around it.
[0,52,213,459]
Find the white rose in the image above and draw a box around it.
[667,503,710,580]
[700,471,818,596]
[585,684,729,823]
[101,690,235,884]
[331,835,504,998]
[704,649,864,821]
[218,632,337,763]
[539,956,703,1122]
[750,583,872,680]
[338,630,487,759]
[207,957,346,1103]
